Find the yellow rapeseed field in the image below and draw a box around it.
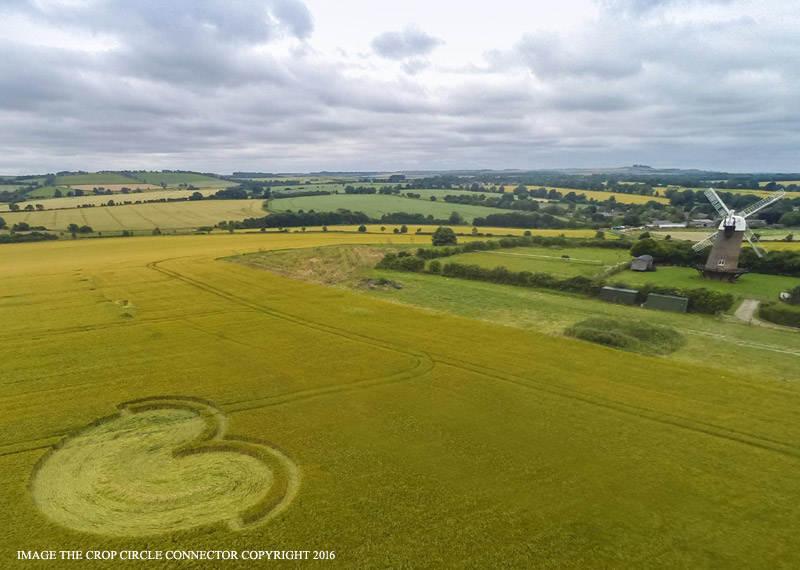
[2,232,799,568]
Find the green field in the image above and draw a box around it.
[132,172,227,186]
[0,198,265,231]
[269,193,507,222]
[55,173,138,185]
[441,246,631,278]
[618,266,798,301]
[3,234,800,568]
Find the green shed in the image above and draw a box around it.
[644,293,689,313]
[598,286,640,306]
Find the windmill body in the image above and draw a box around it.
[692,189,785,282]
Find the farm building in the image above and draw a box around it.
[689,219,716,228]
[598,286,639,306]
[644,293,688,313]
[631,255,655,272]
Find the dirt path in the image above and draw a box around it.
[735,299,760,323]
[733,299,798,332]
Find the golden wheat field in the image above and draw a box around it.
[0,199,266,231]
[2,233,800,568]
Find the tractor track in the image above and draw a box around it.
[144,258,800,461]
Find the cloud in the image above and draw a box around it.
[598,0,736,17]
[371,26,443,60]
[0,0,798,173]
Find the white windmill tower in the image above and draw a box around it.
[692,188,785,282]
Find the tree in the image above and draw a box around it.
[53,189,63,198]
[9,203,20,212]
[448,211,464,225]
[639,231,651,239]
[381,226,386,232]
[24,204,34,211]
[79,225,93,233]
[67,223,79,238]
[35,204,44,211]
[779,211,800,227]
[432,226,457,246]
[630,237,663,258]
[358,225,367,232]
[595,230,605,239]
[12,222,30,232]
[400,225,408,233]
[430,196,437,201]
[152,227,162,235]
[0,217,5,229]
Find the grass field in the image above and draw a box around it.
[0,199,265,231]
[55,173,138,185]
[440,246,631,278]
[3,234,800,568]
[269,193,509,222]
[132,172,227,186]
[618,266,798,301]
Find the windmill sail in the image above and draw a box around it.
[739,190,786,219]
[691,232,717,251]
[743,228,768,258]
[704,188,730,217]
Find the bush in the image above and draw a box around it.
[565,318,685,355]
[427,260,442,274]
[376,252,425,272]
[358,225,367,232]
[784,285,800,305]
[759,302,800,328]
[432,226,457,246]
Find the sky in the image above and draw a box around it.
[1,0,798,174]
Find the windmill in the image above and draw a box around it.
[692,188,785,282]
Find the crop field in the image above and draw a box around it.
[300,225,604,238]
[67,183,162,192]
[650,229,797,243]
[2,233,800,568]
[515,186,669,204]
[0,189,227,212]
[0,199,265,231]
[269,193,504,222]
[760,181,800,187]
[439,246,631,278]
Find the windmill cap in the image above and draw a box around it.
[719,215,747,231]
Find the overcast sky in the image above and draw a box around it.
[1,0,798,174]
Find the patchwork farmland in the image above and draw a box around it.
[2,232,800,568]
